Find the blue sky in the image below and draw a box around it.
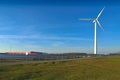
[0,0,119,54]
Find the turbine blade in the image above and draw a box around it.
[97,20,104,31]
[80,18,94,21]
[96,7,105,19]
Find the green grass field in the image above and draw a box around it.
[0,56,120,80]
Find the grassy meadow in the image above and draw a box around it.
[0,56,120,80]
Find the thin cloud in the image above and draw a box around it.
[0,34,92,41]
[0,35,36,39]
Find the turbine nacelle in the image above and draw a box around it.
[93,19,97,23]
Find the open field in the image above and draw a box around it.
[0,56,120,80]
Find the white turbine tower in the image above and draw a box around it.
[80,7,105,54]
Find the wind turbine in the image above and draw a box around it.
[80,7,105,54]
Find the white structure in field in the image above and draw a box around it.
[80,7,105,54]
[26,52,29,55]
